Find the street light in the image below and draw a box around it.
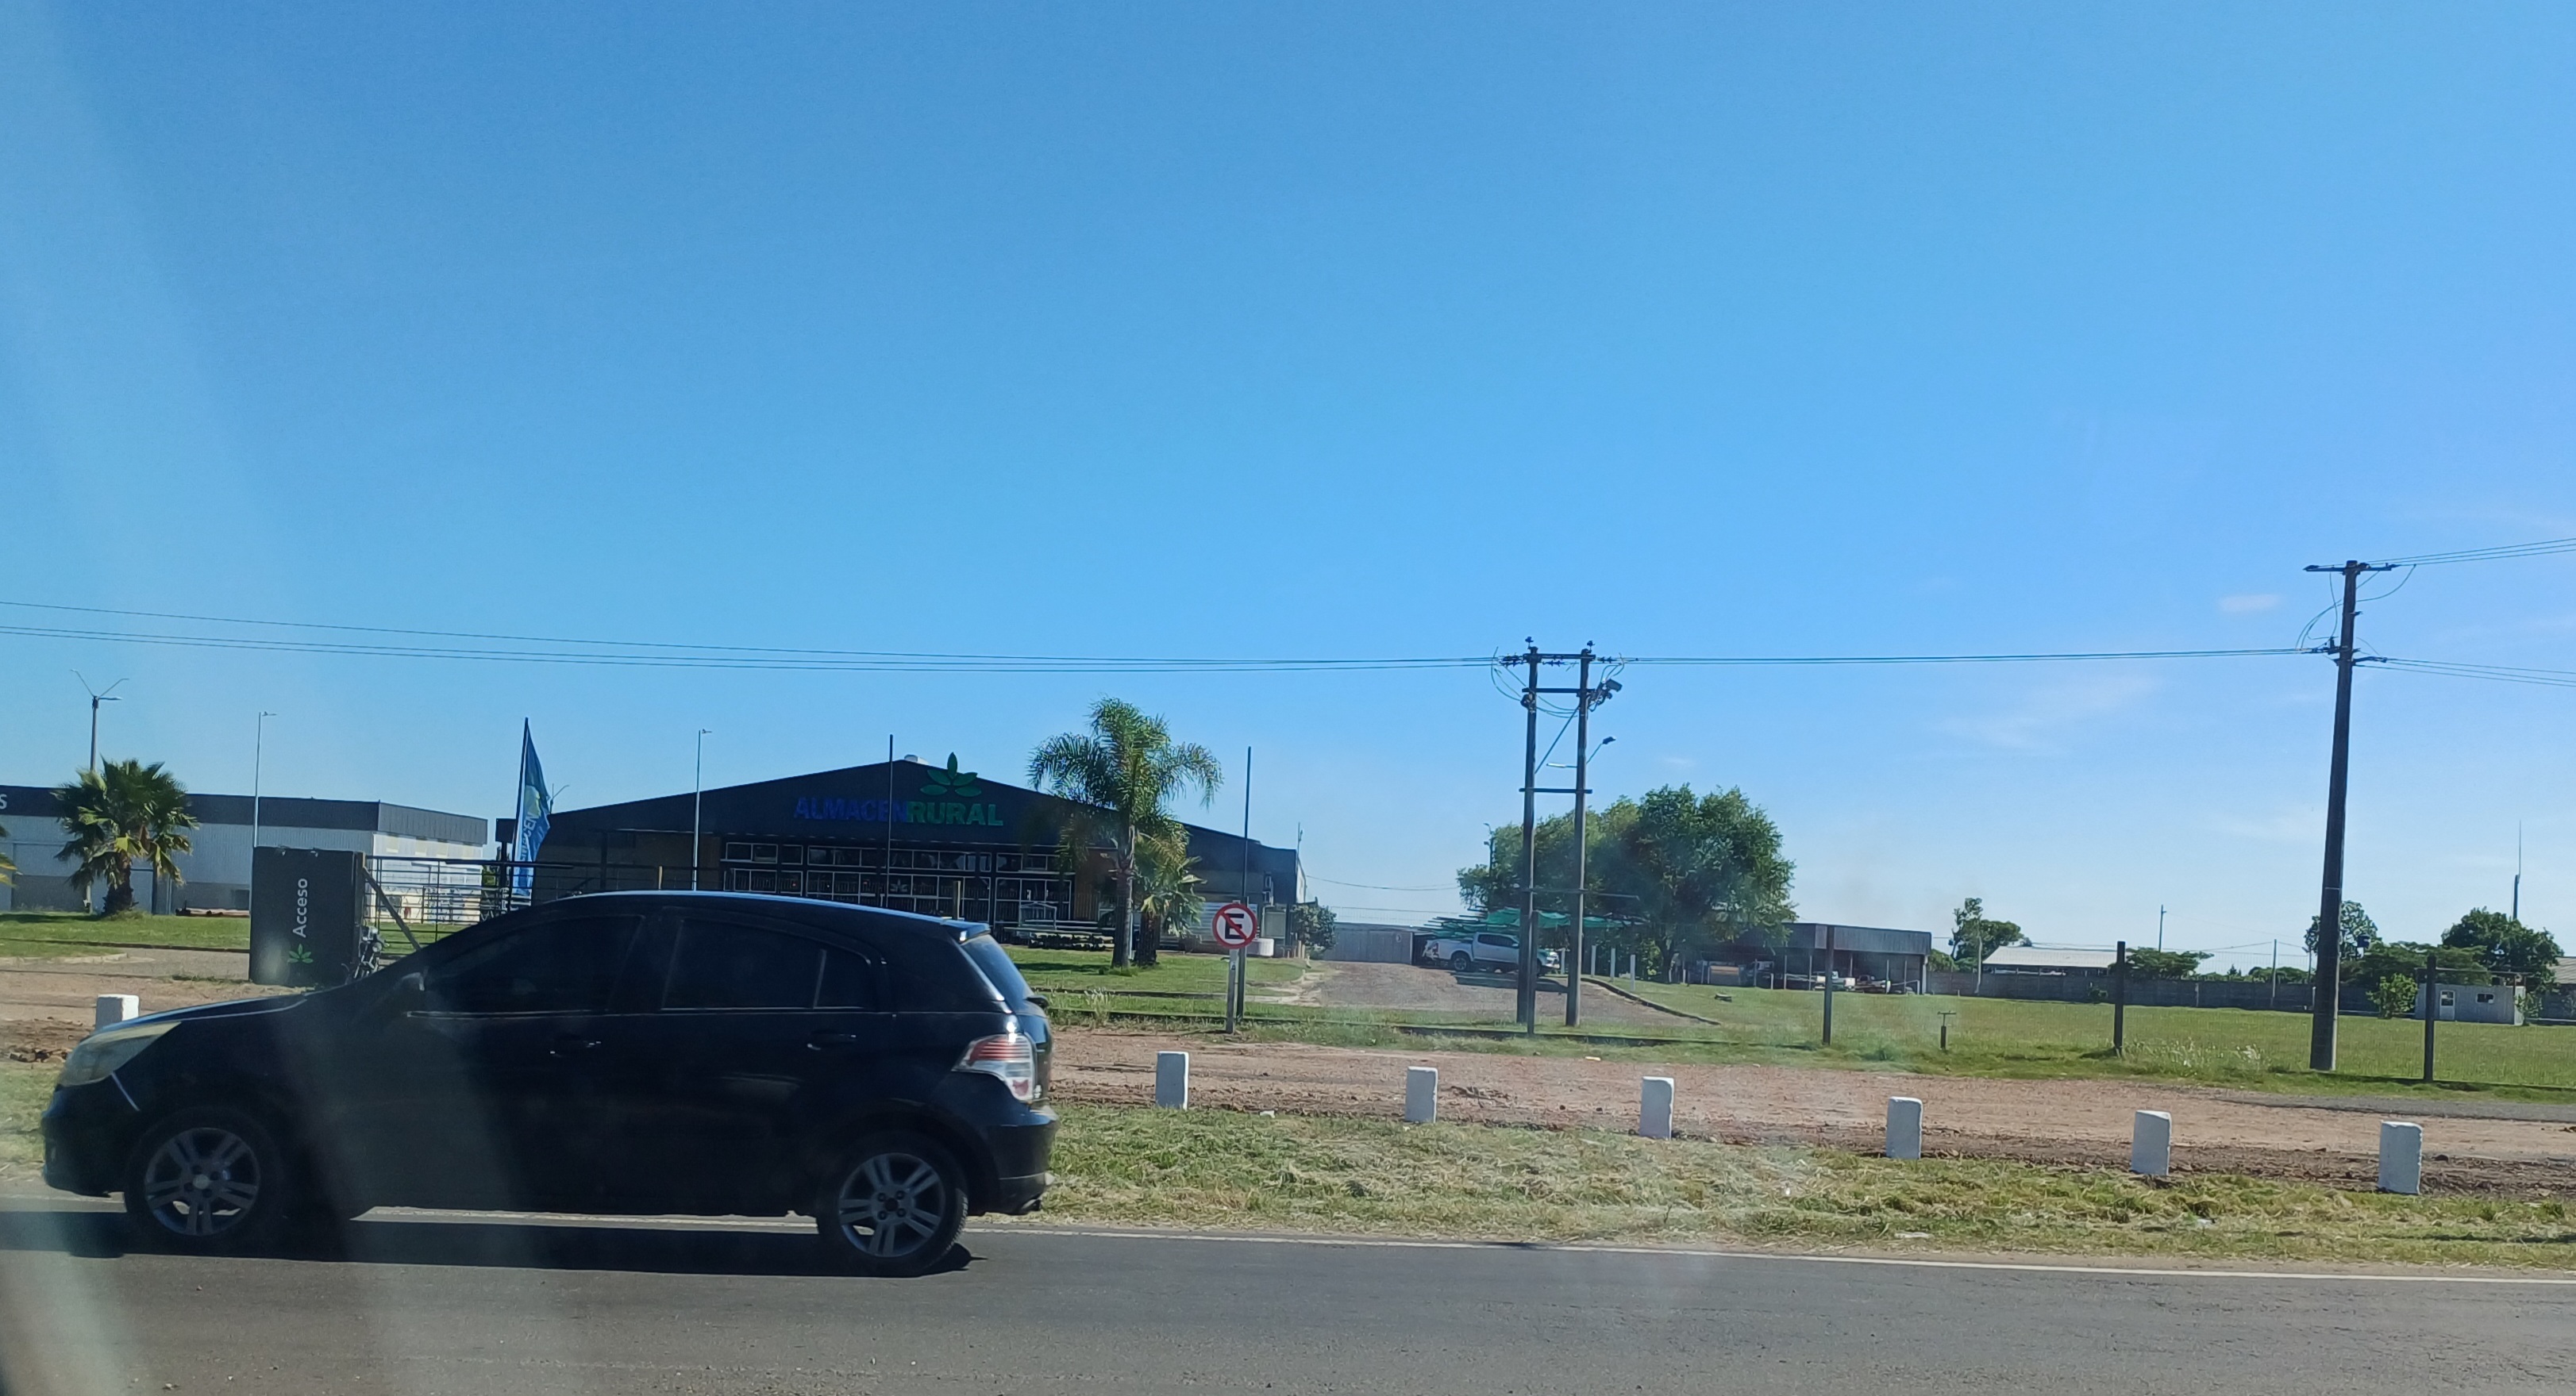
[74,672,126,774]
[691,729,713,891]
[252,712,278,854]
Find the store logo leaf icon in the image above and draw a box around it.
[922,754,982,798]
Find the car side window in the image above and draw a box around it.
[426,916,641,1015]
[664,920,825,1010]
[816,948,880,1010]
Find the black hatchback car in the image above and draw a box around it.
[41,892,1055,1275]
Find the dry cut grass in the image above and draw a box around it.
[1031,1102,2576,1270]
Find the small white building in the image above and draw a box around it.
[0,783,487,914]
[2416,981,2521,1025]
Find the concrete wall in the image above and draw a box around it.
[1927,971,2317,1012]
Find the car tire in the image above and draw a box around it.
[814,1132,968,1277]
[1450,952,1473,973]
[121,1106,299,1254]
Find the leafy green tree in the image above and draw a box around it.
[2369,974,2418,1019]
[2440,908,2563,983]
[1949,898,2027,963]
[2353,940,2489,988]
[52,760,198,917]
[2124,948,2208,979]
[1457,784,1795,973]
[1595,786,1796,971]
[1287,902,1338,954]
[2304,900,2379,979]
[1028,698,1223,968]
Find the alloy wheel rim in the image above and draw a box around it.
[833,1152,947,1258]
[142,1127,261,1237]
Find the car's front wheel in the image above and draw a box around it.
[123,1106,299,1253]
[814,1133,967,1277]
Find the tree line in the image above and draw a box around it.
[1937,893,2561,996]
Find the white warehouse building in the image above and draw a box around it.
[0,783,487,914]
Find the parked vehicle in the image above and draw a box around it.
[41,891,1055,1276]
[1420,930,1559,975]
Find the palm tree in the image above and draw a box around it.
[1028,698,1223,967]
[53,760,198,916]
[1133,831,1206,953]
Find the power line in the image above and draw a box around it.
[0,598,2316,675]
[2370,536,2576,567]
[2374,658,2576,690]
[1625,648,2303,666]
[1305,873,1458,893]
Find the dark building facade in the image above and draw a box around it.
[523,755,1301,931]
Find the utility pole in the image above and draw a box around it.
[1230,746,1252,1034]
[2112,940,2129,1052]
[1504,644,1623,1032]
[2513,823,2523,922]
[75,672,126,775]
[2157,906,2165,952]
[1516,645,1542,1032]
[691,729,712,890]
[2422,945,2439,1085]
[2302,558,2391,1071]
[1566,647,1594,1029]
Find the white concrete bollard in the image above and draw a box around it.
[1405,1066,1438,1124]
[1639,1077,1675,1140]
[94,994,139,1030]
[2131,1109,2173,1177]
[1885,1096,1923,1160]
[2378,1121,2423,1194]
[1154,1050,1190,1109]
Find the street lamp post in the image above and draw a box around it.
[75,672,126,774]
[252,712,278,854]
[691,729,712,891]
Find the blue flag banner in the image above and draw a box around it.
[511,721,551,898]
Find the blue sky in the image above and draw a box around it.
[3,2,2571,964]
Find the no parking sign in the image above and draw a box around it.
[1209,901,1257,950]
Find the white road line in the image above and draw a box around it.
[335,1206,2576,1287]
[976,1225,2576,1286]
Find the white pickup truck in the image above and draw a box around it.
[1421,930,1561,976]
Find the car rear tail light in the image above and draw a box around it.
[958,1032,1038,1102]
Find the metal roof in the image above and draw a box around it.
[1978,944,2120,971]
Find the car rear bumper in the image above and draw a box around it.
[976,1115,1056,1214]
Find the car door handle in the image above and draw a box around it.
[807,1030,861,1050]
[550,1034,603,1056]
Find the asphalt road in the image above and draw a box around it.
[2,1200,2570,1394]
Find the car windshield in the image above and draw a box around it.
[6,7,2571,1392]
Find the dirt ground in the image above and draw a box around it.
[1052,1028,2576,1197]
[0,948,259,1059]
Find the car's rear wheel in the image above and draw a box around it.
[122,1107,298,1253]
[1450,951,1473,972]
[814,1133,967,1277]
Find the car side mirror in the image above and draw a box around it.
[390,971,426,1010]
